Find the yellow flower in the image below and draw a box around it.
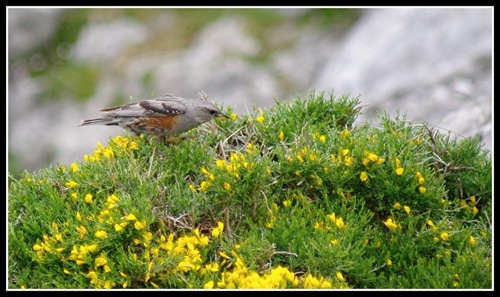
[76,225,87,238]
[223,182,231,190]
[219,251,230,259]
[395,168,404,176]
[335,217,345,229]
[114,224,125,232]
[344,156,354,167]
[211,222,224,238]
[335,271,345,282]
[339,129,351,138]
[468,236,476,246]
[212,227,221,238]
[215,159,226,169]
[134,220,147,231]
[85,194,93,204]
[440,232,449,241]
[143,232,153,242]
[230,113,237,121]
[65,180,79,188]
[126,214,137,221]
[360,171,369,182]
[204,281,215,289]
[386,259,392,266]
[95,254,108,267]
[70,162,79,173]
[419,186,427,194]
[393,202,401,209]
[383,218,398,231]
[279,130,284,141]
[201,167,210,175]
[364,153,379,165]
[469,196,476,205]
[95,230,108,239]
[255,109,265,123]
[128,140,138,150]
[403,205,410,215]
[88,271,98,279]
[395,158,401,168]
[199,180,211,192]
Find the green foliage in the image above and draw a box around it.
[8,90,492,289]
[296,8,363,29]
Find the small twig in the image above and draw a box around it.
[165,213,192,230]
[273,251,298,257]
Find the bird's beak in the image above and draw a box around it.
[218,112,230,119]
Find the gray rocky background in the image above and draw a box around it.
[8,7,492,176]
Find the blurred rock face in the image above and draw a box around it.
[8,8,492,175]
[313,8,492,151]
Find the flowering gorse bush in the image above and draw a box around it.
[9,91,491,289]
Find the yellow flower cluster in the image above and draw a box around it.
[362,152,385,167]
[459,196,479,217]
[416,172,427,194]
[393,202,411,215]
[339,128,351,139]
[288,146,320,165]
[394,158,404,176]
[32,210,343,289]
[32,222,66,260]
[332,149,355,168]
[324,212,346,230]
[192,150,257,193]
[84,136,138,163]
[208,253,336,289]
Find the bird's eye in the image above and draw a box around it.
[209,109,217,115]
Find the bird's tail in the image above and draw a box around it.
[79,118,118,127]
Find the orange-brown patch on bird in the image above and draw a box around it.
[141,115,179,132]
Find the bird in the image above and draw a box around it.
[79,94,229,142]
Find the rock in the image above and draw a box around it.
[313,8,492,151]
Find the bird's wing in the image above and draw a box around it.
[99,97,186,117]
[140,98,187,116]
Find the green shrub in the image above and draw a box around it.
[8,90,492,289]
